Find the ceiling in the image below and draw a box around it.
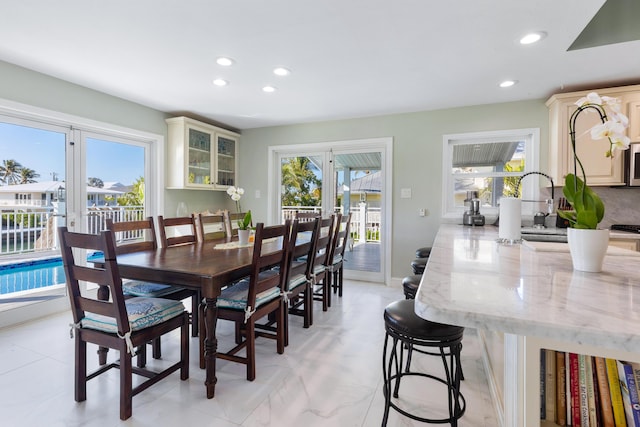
[1,0,639,131]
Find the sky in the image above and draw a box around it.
[0,121,144,185]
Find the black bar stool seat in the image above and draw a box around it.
[401,275,421,299]
[382,299,466,426]
[415,247,432,258]
[411,258,427,275]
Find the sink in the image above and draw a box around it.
[520,227,567,243]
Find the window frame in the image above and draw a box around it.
[442,128,540,219]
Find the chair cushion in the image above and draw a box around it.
[288,274,308,290]
[81,297,186,333]
[218,270,281,310]
[312,265,326,276]
[331,254,343,266]
[122,279,186,298]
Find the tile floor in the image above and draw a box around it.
[0,280,498,426]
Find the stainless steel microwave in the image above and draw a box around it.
[626,142,640,186]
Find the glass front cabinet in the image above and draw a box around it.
[166,116,239,190]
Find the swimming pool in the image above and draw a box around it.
[0,258,66,296]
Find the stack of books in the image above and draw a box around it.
[541,349,640,426]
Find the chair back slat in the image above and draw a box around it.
[245,222,290,306]
[285,218,319,291]
[58,227,130,334]
[158,215,198,247]
[313,216,335,269]
[106,217,158,254]
[197,212,227,241]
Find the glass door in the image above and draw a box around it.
[279,154,324,223]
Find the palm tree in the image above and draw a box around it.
[281,157,322,207]
[19,168,40,184]
[117,177,145,206]
[0,159,24,185]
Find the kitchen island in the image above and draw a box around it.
[414,224,640,427]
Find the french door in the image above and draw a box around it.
[269,138,392,284]
[0,110,159,327]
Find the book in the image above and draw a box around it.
[578,354,590,426]
[606,358,628,427]
[567,352,572,426]
[617,360,640,427]
[595,356,615,427]
[557,351,567,426]
[570,353,582,427]
[541,349,546,419]
[585,356,597,426]
[546,349,557,421]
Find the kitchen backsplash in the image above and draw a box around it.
[541,186,640,228]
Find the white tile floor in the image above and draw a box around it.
[0,280,498,426]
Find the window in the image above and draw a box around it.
[442,128,540,218]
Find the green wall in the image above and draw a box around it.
[240,101,549,279]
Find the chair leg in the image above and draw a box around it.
[119,345,133,420]
[151,338,161,359]
[191,292,200,337]
[181,313,190,380]
[307,285,314,326]
[338,266,344,297]
[246,321,256,381]
[277,303,285,355]
[137,344,147,368]
[75,336,87,402]
[326,274,332,309]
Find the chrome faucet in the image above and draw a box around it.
[513,172,555,227]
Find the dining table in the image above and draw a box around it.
[95,238,259,399]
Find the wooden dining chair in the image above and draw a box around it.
[157,215,202,338]
[58,227,189,421]
[311,215,335,312]
[105,217,198,361]
[196,212,228,242]
[216,221,290,381]
[326,212,351,298]
[282,217,319,345]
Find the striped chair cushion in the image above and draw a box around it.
[218,270,281,310]
[122,279,186,298]
[288,273,308,291]
[81,297,185,333]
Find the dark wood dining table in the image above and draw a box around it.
[97,239,256,399]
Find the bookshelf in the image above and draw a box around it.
[524,336,640,427]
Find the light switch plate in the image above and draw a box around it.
[255,190,261,199]
[400,188,412,199]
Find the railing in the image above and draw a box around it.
[280,204,380,243]
[1,206,145,256]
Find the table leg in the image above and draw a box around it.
[203,297,218,399]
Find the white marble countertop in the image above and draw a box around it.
[414,224,640,353]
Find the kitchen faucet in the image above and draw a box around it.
[513,171,555,227]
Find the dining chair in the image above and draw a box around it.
[58,227,189,421]
[216,221,290,381]
[157,215,202,338]
[105,217,197,363]
[225,211,252,238]
[196,211,228,242]
[326,212,351,298]
[311,215,335,312]
[282,217,319,345]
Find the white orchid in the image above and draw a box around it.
[226,186,251,229]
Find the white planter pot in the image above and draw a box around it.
[238,229,250,245]
[567,228,610,272]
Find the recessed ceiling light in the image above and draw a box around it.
[273,67,291,76]
[520,31,547,45]
[213,79,228,86]
[262,86,276,93]
[499,80,517,88]
[216,57,234,66]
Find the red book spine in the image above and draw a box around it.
[570,353,582,427]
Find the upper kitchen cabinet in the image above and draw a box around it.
[166,116,239,190]
[546,84,640,187]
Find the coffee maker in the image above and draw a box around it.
[463,191,485,226]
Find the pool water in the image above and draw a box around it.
[0,258,66,296]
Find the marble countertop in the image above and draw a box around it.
[414,224,640,353]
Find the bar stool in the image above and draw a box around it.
[382,299,465,426]
[415,247,432,258]
[402,275,421,299]
[411,258,427,275]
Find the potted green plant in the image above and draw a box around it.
[557,92,630,271]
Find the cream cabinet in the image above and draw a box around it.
[166,117,239,190]
[546,84,640,187]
